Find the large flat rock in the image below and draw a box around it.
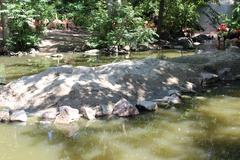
[2,51,240,113]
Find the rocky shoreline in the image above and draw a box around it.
[0,51,240,124]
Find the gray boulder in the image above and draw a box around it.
[177,37,193,49]
[168,89,181,97]
[0,108,10,122]
[218,68,234,81]
[235,74,240,80]
[0,58,199,111]
[94,105,112,117]
[200,72,219,87]
[112,98,139,117]
[153,95,182,107]
[80,106,96,120]
[136,101,158,111]
[10,110,28,122]
[54,106,80,124]
[42,110,58,120]
[192,34,213,43]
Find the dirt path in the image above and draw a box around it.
[38,29,89,54]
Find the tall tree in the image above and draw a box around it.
[157,0,165,36]
[1,0,9,43]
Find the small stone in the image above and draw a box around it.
[39,120,52,125]
[112,98,139,117]
[42,111,58,120]
[180,82,197,94]
[80,106,96,120]
[10,110,28,122]
[153,98,169,107]
[54,106,80,124]
[136,101,158,111]
[123,45,131,51]
[168,95,182,105]
[29,48,39,55]
[84,49,100,55]
[94,105,112,117]
[168,90,181,97]
[0,108,10,122]
[200,72,219,86]
[51,53,64,58]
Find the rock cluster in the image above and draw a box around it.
[200,67,237,87]
[39,90,182,124]
[9,48,39,57]
[0,109,28,123]
[0,90,183,125]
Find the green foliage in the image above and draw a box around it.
[224,2,240,30]
[86,2,157,49]
[164,1,199,32]
[0,0,220,52]
[53,0,100,26]
[4,0,53,51]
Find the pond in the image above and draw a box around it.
[0,83,239,160]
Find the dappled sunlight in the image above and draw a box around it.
[165,77,179,85]
[0,58,198,112]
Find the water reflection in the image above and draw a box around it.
[0,84,239,160]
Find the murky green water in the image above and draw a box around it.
[0,84,239,160]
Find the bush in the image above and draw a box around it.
[86,2,157,49]
[53,0,100,27]
[5,0,53,51]
[224,2,240,30]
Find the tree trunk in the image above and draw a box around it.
[1,0,9,43]
[157,0,165,36]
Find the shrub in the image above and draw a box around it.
[4,0,53,51]
[224,2,240,30]
[86,2,157,49]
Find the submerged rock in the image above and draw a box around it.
[80,106,96,120]
[136,101,158,111]
[112,98,139,117]
[54,106,80,124]
[10,110,28,122]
